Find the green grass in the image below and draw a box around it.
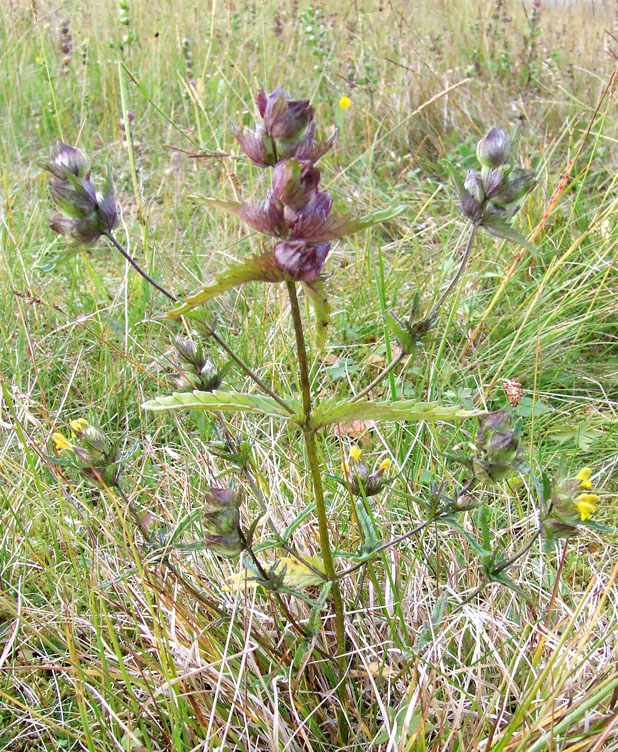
[1,0,618,749]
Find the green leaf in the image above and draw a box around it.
[306,581,333,635]
[167,252,284,317]
[302,277,331,350]
[143,390,297,420]
[281,503,317,543]
[549,423,604,451]
[300,204,407,243]
[516,396,551,418]
[418,593,448,648]
[356,500,379,552]
[308,398,482,430]
[480,216,537,254]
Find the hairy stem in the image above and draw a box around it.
[105,230,178,303]
[286,280,346,670]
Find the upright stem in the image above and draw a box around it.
[286,281,346,670]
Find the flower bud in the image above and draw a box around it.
[476,128,511,168]
[272,159,320,210]
[43,142,91,180]
[229,122,276,167]
[273,240,330,282]
[203,488,243,558]
[50,176,98,218]
[473,410,522,483]
[257,87,314,141]
[464,170,485,204]
[344,447,390,497]
[489,167,536,208]
[52,419,123,487]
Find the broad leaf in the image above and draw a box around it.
[167,252,284,317]
[302,277,330,350]
[300,204,407,243]
[143,390,297,420]
[480,216,536,254]
[308,398,482,430]
[189,196,282,236]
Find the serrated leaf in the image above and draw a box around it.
[302,277,331,350]
[189,196,281,236]
[224,556,326,592]
[308,398,482,430]
[167,252,284,317]
[299,204,407,243]
[480,217,536,254]
[143,390,297,420]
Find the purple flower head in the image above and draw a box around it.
[43,142,91,180]
[229,122,276,167]
[237,190,284,236]
[288,190,334,240]
[44,151,119,247]
[476,127,512,169]
[272,159,320,210]
[274,239,330,282]
[279,122,337,164]
[256,87,314,141]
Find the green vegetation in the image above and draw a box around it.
[1,0,617,749]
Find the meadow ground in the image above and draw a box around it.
[1,0,618,749]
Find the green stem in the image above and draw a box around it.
[105,230,178,303]
[286,281,346,671]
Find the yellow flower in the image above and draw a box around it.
[575,492,600,521]
[35,56,42,64]
[52,432,72,451]
[70,418,90,436]
[349,446,362,463]
[575,467,593,490]
[339,95,351,110]
[378,458,391,473]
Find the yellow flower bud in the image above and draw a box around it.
[70,418,90,436]
[575,493,600,521]
[575,467,593,490]
[52,432,72,451]
[339,96,351,110]
[349,446,362,463]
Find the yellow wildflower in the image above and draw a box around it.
[349,446,362,463]
[378,458,391,473]
[575,492,600,522]
[70,418,90,436]
[339,95,351,110]
[575,467,593,490]
[52,432,72,451]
